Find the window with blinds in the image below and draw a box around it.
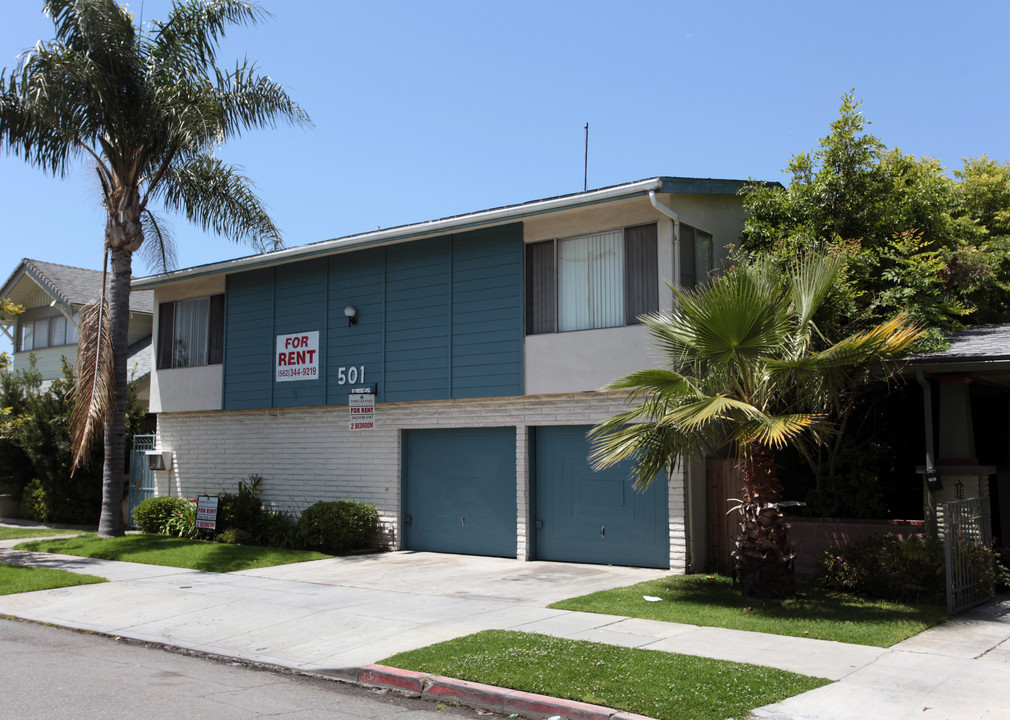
[526,223,658,334]
[156,294,225,369]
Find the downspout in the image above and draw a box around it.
[650,189,690,570]
[648,190,680,288]
[916,370,938,536]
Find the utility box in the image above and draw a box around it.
[145,449,173,472]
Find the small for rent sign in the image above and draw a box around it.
[349,391,375,431]
[276,331,319,382]
[196,495,219,530]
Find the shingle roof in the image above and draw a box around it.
[4,259,153,314]
[910,324,1010,364]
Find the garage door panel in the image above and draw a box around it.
[403,428,516,558]
[535,426,668,569]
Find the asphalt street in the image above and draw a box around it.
[0,618,487,720]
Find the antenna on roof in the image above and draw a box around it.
[584,123,589,192]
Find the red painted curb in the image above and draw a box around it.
[422,676,506,714]
[504,687,615,720]
[357,664,427,695]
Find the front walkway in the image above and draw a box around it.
[2,536,1008,719]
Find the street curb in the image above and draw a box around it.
[356,663,658,720]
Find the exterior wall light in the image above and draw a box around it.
[344,305,358,326]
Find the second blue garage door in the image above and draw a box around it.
[402,427,517,558]
[533,425,669,569]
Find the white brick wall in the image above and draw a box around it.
[155,391,688,571]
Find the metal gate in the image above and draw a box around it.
[943,497,993,614]
[128,434,157,527]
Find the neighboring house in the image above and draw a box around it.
[905,324,1010,548]
[0,258,154,403]
[134,176,766,572]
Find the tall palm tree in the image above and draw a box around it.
[590,255,920,597]
[0,0,309,536]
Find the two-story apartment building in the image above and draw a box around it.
[134,177,760,572]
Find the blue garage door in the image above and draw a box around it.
[402,427,517,557]
[534,425,669,569]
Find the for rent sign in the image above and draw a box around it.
[276,331,319,382]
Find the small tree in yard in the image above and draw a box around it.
[0,1,309,536]
[590,255,920,598]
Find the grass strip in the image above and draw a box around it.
[15,533,331,572]
[0,563,105,595]
[550,574,946,647]
[0,527,86,541]
[382,629,830,720]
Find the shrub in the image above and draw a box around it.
[297,500,379,554]
[815,533,945,604]
[163,500,198,539]
[132,496,192,534]
[20,478,50,523]
[217,475,266,535]
[216,528,256,545]
[255,509,300,549]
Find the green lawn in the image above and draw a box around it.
[0,527,86,541]
[382,630,830,720]
[0,563,105,595]
[550,574,947,647]
[15,533,331,572]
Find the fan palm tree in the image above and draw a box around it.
[590,254,920,597]
[0,0,309,536]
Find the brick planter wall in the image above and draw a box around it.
[789,517,926,581]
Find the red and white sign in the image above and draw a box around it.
[276,331,319,382]
[196,495,219,530]
[349,392,375,431]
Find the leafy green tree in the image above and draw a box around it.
[590,256,919,598]
[740,93,1005,351]
[0,1,309,536]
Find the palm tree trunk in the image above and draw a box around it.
[732,442,794,598]
[96,245,133,537]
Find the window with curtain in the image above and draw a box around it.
[526,223,658,334]
[157,294,224,369]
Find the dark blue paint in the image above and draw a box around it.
[533,425,669,569]
[402,428,517,557]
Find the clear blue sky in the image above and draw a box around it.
[1,0,1008,278]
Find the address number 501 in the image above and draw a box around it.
[337,365,365,385]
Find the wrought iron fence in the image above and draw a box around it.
[943,497,993,615]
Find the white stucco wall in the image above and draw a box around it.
[524,324,658,394]
[155,391,689,572]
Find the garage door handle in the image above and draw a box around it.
[405,515,412,527]
[461,515,465,527]
[601,526,605,538]
[535,520,543,529]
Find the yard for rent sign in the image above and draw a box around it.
[276,331,319,382]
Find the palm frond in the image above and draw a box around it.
[138,208,178,273]
[69,297,114,473]
[158,153,283,251]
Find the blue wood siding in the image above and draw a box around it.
[384,237,451,402]
[221,223,523,408]
[327,247,385,403]
[451,226,523,398]
[224,269,274,410]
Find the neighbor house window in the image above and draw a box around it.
[526,223,658,334]
[679,223,714,288]
[17,314,79,351]
[156,295,224,369]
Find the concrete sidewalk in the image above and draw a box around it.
[1,536,1008,719]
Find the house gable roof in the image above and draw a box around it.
[1,259,154,319]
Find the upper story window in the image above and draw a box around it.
[156,295,224,369]
[17,314,79,352]
[526,223,658,334]
[679,223,714,288]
